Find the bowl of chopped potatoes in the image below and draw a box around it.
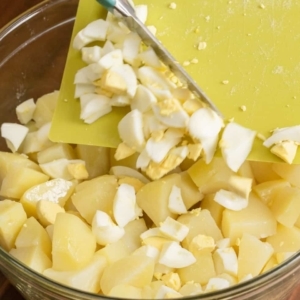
[1,0,300,299]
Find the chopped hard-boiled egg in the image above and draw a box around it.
[113,183,142,227]
[16,98,36,124]
[168,185,187,214]
[159,217,189,242]
[213,247,238,276]
[1,123,29,152]
[92,210,125,245]
[270,140,298,164]
[214,189,248,211]
[220,122,256,172]
[159,241,196,268]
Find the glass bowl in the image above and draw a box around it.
[0,0,300,299]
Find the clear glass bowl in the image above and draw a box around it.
[0,1,300,299]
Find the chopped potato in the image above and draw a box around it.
[100,254,155,295]
[15,217,52,258]
[10,245,52,273]
[0,200,27,251]
[52,213,96,271]
[222,194,276,244]
[237,234,274,280]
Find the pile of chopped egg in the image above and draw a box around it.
[1,1,300,299]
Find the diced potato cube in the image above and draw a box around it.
[237,234,274,280]
[21,123,54,154]
[75,144,110,179]
[15,217,52,258]
[272,163,300,188]
[100,255,155,295]
[269,186,300,227]
[136,174,180,226]
[0,200,27,251]
[177,172,203,210]
[0,151,40,182]
[37,143,76,164]
[237,161,255,184]
[178,250,216,285]
[20,178,74,218]
[36,200,66,227]
[261,255,278,273]
[200,194,224,227]
[177,209,223,249]
[120,218,147,252]
[110,148,139,169]
[142,237,172,251]
[0,166,49,199]
[10,245,52,273]
[266,223,300,253]
[253,179,290,205]
[98,239,132,264]
[222,193,276,244]
[187,157,234,194]
[52,213,96,271]
[108,284,142,299]
[250,161,280,183]
[33,91,59,128]
[43,251,107,293]
[72,175,118,224]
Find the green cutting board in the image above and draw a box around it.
[49,0,300,163]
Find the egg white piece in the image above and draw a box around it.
[106,21,130,44]
[74,65,101,84]
[113,183,142,227]
[110,64,137,98]
[131,85,157,113]
[74,84,96,98]
[109,166,150,183]
[118,109,145,151]
[1,123,29,152]
[205,277,230,292]
[220,122,256,172]
[159,241,196,268]
[122,32,141,66]
[168,185,187,214]
[98,49,123,69]
[138,48,161,68]
[263,125,300,147]
[82,19,109,41]
[214,189,248,211]
[92,210,125,245]
[142,111,167,139]
[155,285,182,299]
[73,30,93,50]
[16,98,36,125]
[81,46,102,64]
[188,108,224,163]
[213,247,238,276]
[152,99,190,128]
[135,151,150,173]
[145,128,183,163]
[80,95,112,124]
[110,94,130,107]
[159,217,189,242]
[138,66,175,92]
[102,40,115,56]
[134,5,148,24]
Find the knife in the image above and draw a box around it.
[96,0,223,117]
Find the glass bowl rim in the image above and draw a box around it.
[0,0,300,299]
